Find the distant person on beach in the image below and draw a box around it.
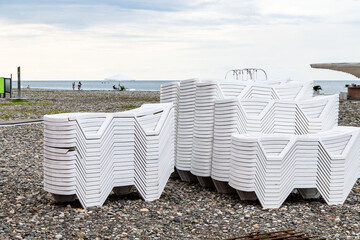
[78,81,82,91]
[72,82,75,90]
[27,85,30,89]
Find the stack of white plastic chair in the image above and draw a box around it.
[212,99,296,192]
[190,80,275,186]
[295,95,339,134]
[188,80,314,188]
[229,133,319,208]
[175,79,201,182]
[160,82,180,176]
[316,127,360,205]
[229,126,360,208]
[131,104,175,201]
[160,79,314,184]
[43,103,174,208]
[44,112,108,206]
[176,79,249,182]
[191,80,224,186]
[158,77,359,208]
[212,95,339,193]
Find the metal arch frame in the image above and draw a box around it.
[225,68,267,81]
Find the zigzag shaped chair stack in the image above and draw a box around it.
[166,79,314,183]
[161,78,360,208]
[189,80,314,186]
[43,103,174,208]
[229,126,360,208]
[211,95,339,193]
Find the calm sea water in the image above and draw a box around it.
[16,80,360,94]
[314,80,360,94]
[20,80,176,91]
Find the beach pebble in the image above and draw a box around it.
[0,91,359,239]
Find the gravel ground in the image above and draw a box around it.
[0,92,360,239]
[0,89,159,121]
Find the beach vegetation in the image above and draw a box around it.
[0,108,41,120]
[0,100,52,106]
[11,99,28,103]
[0,100,31,106]
[123,105,139,109]
[46,110,71,115]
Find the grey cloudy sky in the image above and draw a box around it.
[0,0,360,80]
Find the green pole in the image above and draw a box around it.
[0,78,4,98]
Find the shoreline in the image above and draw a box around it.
[14,79,175,93]
[14,88,160,92]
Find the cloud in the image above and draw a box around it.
[0,0,213,28]
[1,0,360,28]
[256,0,360,24]
[0,0,197,12]
[0,0,359,80]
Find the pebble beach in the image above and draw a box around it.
[0,89,360,239]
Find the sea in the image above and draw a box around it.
[19,80,175,92]
[16,80,360,94]
[313,80,360,94]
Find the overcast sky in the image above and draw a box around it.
[0,0,360,80]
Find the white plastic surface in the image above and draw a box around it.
[43,103,174,208]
